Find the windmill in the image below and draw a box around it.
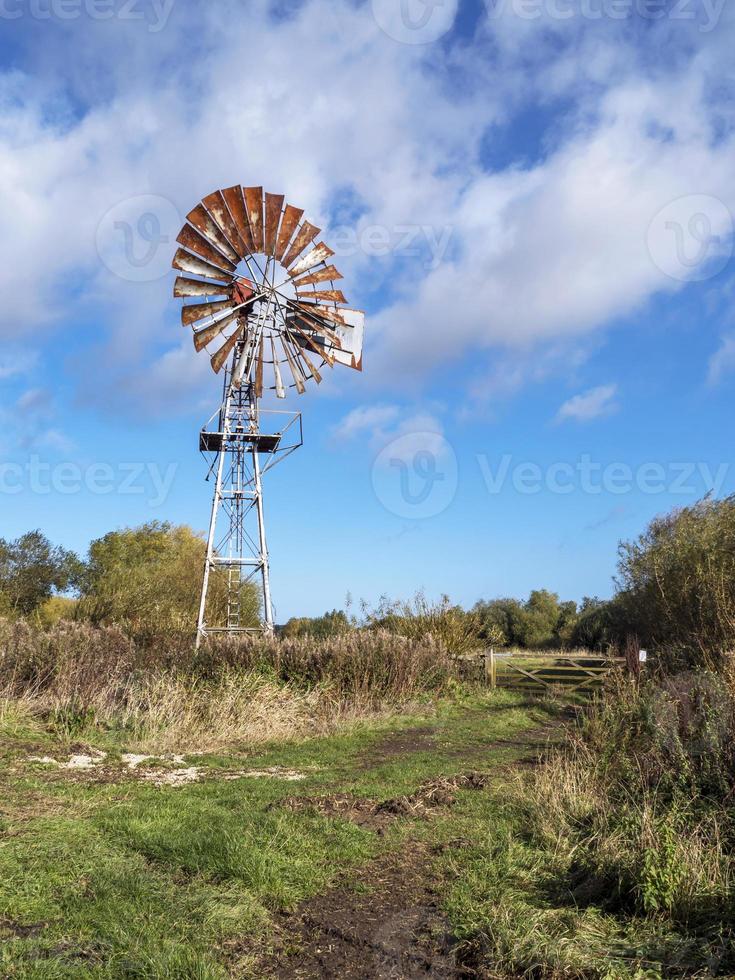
[172,186,365,644]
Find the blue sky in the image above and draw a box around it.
[0,0,733,620]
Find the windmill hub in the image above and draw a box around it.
[171,185,365,641]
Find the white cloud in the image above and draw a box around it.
[707,335,735,386]
[332,404,401,441]
[1,1,734,413]
[333,403,448,463]
[555,383,618,423]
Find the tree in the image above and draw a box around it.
[614,496,735,668]
[0,530,81,617]
[281,609,350,639]
[77,522,260,642]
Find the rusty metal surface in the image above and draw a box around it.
[210,322,244,373]
[244,186,264,252]
[291,264,342,287]
[293,339,323,383]
[173,276,230,298]
[281,337,306,394]
[186,205,240,264]
[271,336,286,398]
[172,248,233,283]
[275,204,304,260]
[202,190,246,257]
[193,313,238,351]
[255,336,264,398]
[264,193,284,255]
[290,305,343,347]
[281,221,320,269]
[222,186,254,253]
[294,287,347,304]
[288,242,335,278]
[289,320,335,367]
[295,301,359,326]
[181,298,234,327]
[177,224,237,272]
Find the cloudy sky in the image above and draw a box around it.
[1,0,733,618]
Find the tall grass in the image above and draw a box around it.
[453,669,735,976]
[0,619,454,750]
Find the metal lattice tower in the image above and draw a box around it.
[171,184,364,643]
[196,343,302,644]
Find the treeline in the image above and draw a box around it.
[4,495,735,669]
[0,522,260,643]
[284,496,735,670]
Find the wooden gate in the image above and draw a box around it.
[484,650,626,695]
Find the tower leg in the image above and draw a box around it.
[252,444,274,632]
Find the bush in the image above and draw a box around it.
[615,495,735,668]
[76,522,260,644]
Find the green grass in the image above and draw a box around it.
[0,690,550,979]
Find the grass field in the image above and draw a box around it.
[0,690,560,979]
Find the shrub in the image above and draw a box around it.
[615,495,735,668]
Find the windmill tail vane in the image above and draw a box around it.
[171,185,365,643]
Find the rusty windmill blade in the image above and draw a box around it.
[288,317,335,367]
[270,336,286,398]
[176,224,237,273]
[297,303,364,328]
[172,248,234,283]
[290,302,344,347]
[243,186,264,252]
[294,287,347,304]
[181,298,235,327]
[274,204,304,261]
[186,204,240,264]
[288,242,335,279]
[290,335,323,383]
[290,264,343,287]
[280,338,306,394]
[202,190,246,258]
[221,186,254,253]
[173,276,231,298]
[281,221,320,269]
[193,311,240,352]
[264,192,284,256]
[210,322,245,373]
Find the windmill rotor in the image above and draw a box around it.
[172,186,364,394]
